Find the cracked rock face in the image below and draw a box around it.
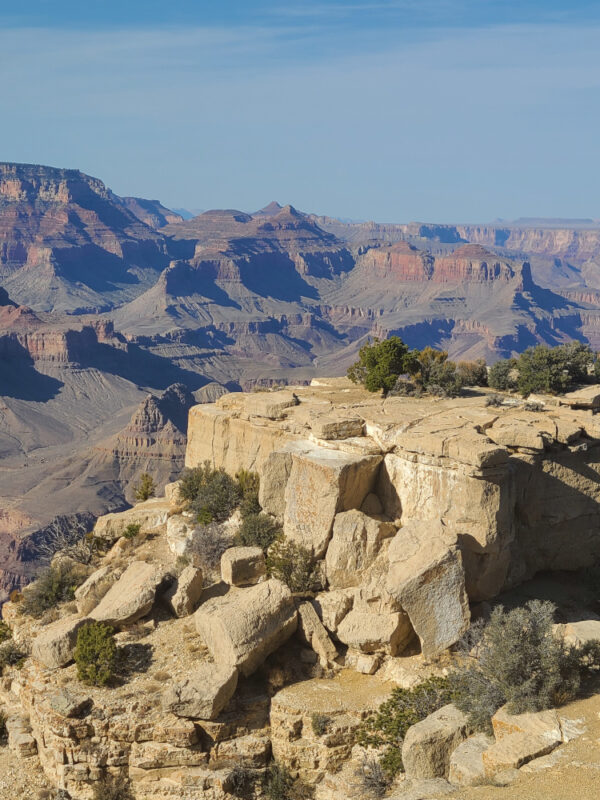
[163,664,238,720]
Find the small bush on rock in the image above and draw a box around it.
[267,539,317,594]
[356,676,453,777]
[133,472,155,502]
[122,523,141,540]
[451,600,600,732]
[0,641,27,674]
[228,764,255,798]
[236,513,282,552]
[262,763,313,800]
[347,336,417,393]
[189,522,234,571]
[179,462,241,524]
[355,755,390,798]
[92,773,134,800]
[488,358,518,391]
[457,359,488,387]
[0,621,11,644]
[236,469,261,518]
[310,712,330,736]
[20,563,85,618]
[74,622,117,687]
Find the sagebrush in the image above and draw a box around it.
[74,622,117,687]
[20,563,86,618]
[267,539,317,593]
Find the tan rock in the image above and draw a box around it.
[385,520,470,659]
[195,579,298,676]
[163,663,238,720]
[74,565,118,615]
[361,492,383,515]
[93,497,171,542]
[296,601,338,666]
[284,447,382,558]
[402,704,471,779]
[210,734,272,768]
[487,418,548,451]
[163,565,204,617]
[558,385,600,409]
[90,561,165,627]
[448,733,493,786]
[325,509,396,589]
[310,413,364,440]
[32,614,90,669]
[313,589,354,634]
[336,608,413,656]
[220,546,266,586]
[244,390,299,419]
[482,731,561,776]
[129,740,208,769]
[560,618,600,647]
[491,705,562,742]
[164,480,183,506]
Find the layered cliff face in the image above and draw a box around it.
[0,163,171,312]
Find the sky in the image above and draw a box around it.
[1,1,599,222]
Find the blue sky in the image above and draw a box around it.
[1,1,599,222]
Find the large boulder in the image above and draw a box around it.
[296,601,338,666]
[448,733,493,786]
[90,561,165,627]
[402,704,471,779]
[163,663,238,720]
[195,579,298,676]
[482,731,561,777]
[283,447,382,558]
[221,547,266,586]
[325,510,396,589]
[32,614,90,669]
[336,608,412,656]
[74,566,118,615]
[491,705,562,742]
[385,520,470,659]
[163,565,204,617]
[93,498,171,543]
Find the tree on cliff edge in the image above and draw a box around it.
[347,336,416,393]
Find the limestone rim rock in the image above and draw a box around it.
[401,703,471,779]
[90,560,166,627]
[31,614,91,669]
[163,663,238,720]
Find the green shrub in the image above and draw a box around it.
[20,563,85,619]
[425,359,463,397]
[310,712,330,736]
[228,764,255,798]
[133,472,155,502]
[267,539,317,594]
[0,621,12,644]
[179,462,241,524]
[347,336,417,393]
[262,763,312,800]
[488,358,518,391]
[0,641,27,674]
[236,469,261,518]
[189,523,233,571]
[92,773,134,800]
[356,676,453,777]
[74,622,117,687]
[236,513,282,552]
[451,601,600,732]
[122,523,141,540]
[354,755,390,798]
[457,359,488,387]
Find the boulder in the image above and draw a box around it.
[310,413,364,440]
[284,447,382,558]
[90,561,165,627]
[244,391,299,419]
[93,498,170,543]
[164,480,183,506]
[491,705,562,743]
[48,688,91,718]
[402,704,471,779]
[163,565,204,617]
[163,663,238,720]
[195,579,298,676]
[482,731,561,777]
[325,509,396,589]
[221,547,266,586]
[558,385,600,409]
[560,618,600,647]
[385,520,470,659]
[296,601,338,666]
[336,608,413,656]
[166,514,198,559]
[74,566,118,615]
[448,733,493,786]
[32,614,90,669]
[313,589,354,634]
[210,734,271,768]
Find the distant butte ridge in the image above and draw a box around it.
[4,161,600,594]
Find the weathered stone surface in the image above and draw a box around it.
[32,614,90,669]
[386,777,455,799]
[310,413,364,440]
[258,449,294,517]
[164,479,182,506]
[313,589,353,634]
[361,492,383,515]
[385,520,470,658]
[325,509,396,589]
[336,608,412,656]
[93,497,171,542]
[48,688,91,718]
[487,418,547,451]
[164,565,204,617]
[166,514,198,559]
[244,391,299,419]
[284,447,382,558]
[482,731,561,776]
[491,705,562,743]
[560,618,600,647]
[129,740,208,769]
[448,733,493,786]
[74,565,118,615]
[402,704,471,779]
[209,734,271,768]
[195,579,298,676]
[296,601,338,666]
[163,664,238,720]
[559,385,600,409]
[221,547,266,586]
[90,561,165,627]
